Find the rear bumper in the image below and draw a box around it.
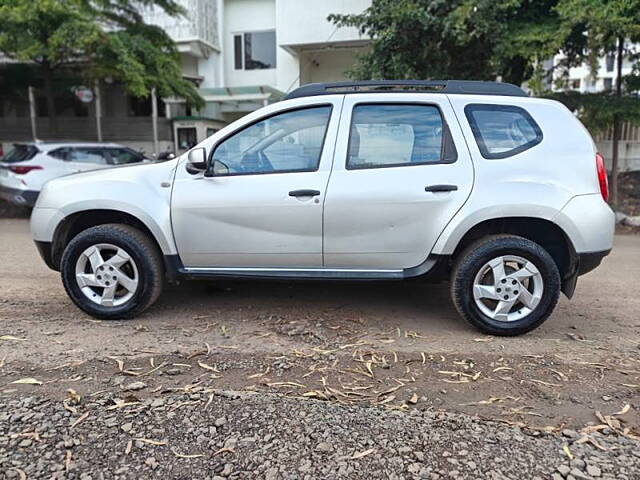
[577,249,611,276]
[562,248,611,299]
[0,185,39,207]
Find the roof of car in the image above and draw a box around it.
[284,80,528,100]
[17,141,126,151]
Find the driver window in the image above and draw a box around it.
[212,106,332,175]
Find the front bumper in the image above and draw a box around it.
[0,185,39,207]
[35,240,58,271]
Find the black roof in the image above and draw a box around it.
[284,80,527,100]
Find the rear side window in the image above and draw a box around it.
[107,148,143,165]
[49,148,71,160]
[347,104,457,170]
[1,144,38,163]
[464,104,542,159]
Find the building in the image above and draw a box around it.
[552,49,640,172]
[0,0,371,156]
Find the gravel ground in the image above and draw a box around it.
[2,389,640,480]
[1,218,639,479]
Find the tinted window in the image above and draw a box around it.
[48,148,71,160]
[108,148,143,165]
[68,148,109,165]
[465,104,543,159]
[347,104,450,169]
[212,106,331,176]
[2,144,38,163]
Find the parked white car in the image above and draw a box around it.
[30,81,615,335]
[0,142,148,207]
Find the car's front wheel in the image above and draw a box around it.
[60,224,164,319]
[451,235,560,336]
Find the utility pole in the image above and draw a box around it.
[28,86,37,141]
[610,36,624,206]
[151,87,159,158]
[94,80,103,142]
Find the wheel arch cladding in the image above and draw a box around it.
[451,217,577,282]
[51,210,165,271]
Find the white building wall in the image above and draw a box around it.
[223,0,278,88]
[276,0,370,48]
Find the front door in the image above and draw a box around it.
[323,95,474,269]
[171,98,343,268]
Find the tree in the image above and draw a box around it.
[555,0,640,205]
[0,0,203,132]
[328,0,582,86]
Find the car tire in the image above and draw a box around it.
[451,235,560,336]
[60,224,164,320]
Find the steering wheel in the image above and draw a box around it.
[240,150,274,173]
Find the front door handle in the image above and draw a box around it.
[289,189,321,197]
[425,184,458,193]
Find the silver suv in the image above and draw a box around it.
[30,81,615,335]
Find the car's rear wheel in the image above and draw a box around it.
[61,224,163,319]
[451,235,560,336]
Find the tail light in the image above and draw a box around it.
[595,152,609,202]
[8,165,42,175]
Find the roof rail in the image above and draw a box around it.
[284,80,527,100]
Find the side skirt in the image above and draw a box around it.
[164,255,446,282]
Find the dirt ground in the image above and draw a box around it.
[1,217,639,436]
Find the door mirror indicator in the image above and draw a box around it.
[186,147,207,174]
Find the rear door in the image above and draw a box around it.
[323,94,473,269]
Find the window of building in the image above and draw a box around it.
[212,106,331,176]
[603,78,613,91]
[570,79,581,90]
[233,31,277,70]
[128,96,166,117]
[464,104,543,159]
[606,54,615,72]
[346,104,454,170]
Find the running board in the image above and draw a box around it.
[177,258,438,281]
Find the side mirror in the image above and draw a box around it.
[186,147,207,174]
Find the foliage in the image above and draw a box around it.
[0,0,203,108]
[547,91,640,133]
[328,0,584,86]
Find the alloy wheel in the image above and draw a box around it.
[74,243,139,307]
[472,255,544,322]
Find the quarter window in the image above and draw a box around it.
[347,104,455,169]
[233,31,277,70]
[464,104,543,159]
[212,106,332,176]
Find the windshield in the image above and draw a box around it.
[1,144,39,163]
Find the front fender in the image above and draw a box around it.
[31,161,178,255]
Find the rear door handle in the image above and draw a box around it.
[289,189,321,197]
[425,184,458,193]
